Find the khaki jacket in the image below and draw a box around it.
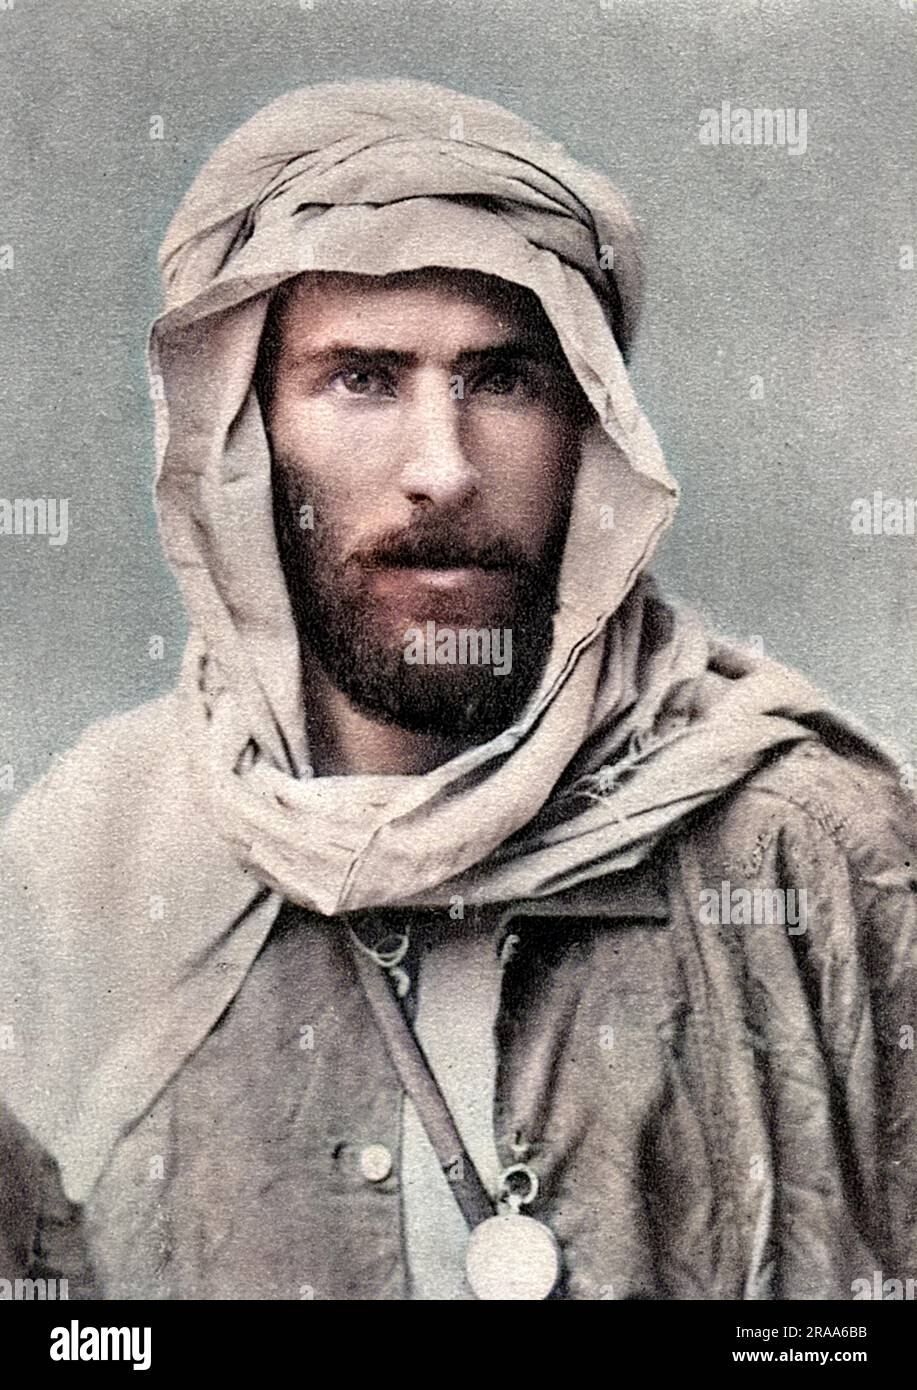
[2,693,914,1298]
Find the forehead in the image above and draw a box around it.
[270,267,558,357]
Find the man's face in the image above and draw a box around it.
[260,267,587,741]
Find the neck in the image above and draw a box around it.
[301,648,468,776]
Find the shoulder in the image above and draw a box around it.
[0,690,189,895]
[684,737,917,904]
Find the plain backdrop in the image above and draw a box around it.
[1,0,915,802]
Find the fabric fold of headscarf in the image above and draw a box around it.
[148,78,889,919]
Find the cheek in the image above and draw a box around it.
[269,394,400,489]
[468,411,579,542]
[269,401,399,547]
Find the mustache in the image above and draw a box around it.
[347,524,532,574]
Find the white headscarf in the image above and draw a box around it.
[146,78,855,917]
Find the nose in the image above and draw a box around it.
[397,371,479,510]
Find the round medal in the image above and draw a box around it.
[466,1212,561,1300]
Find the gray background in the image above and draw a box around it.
[1,0,915,801]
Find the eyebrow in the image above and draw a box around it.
[282,337,563,374]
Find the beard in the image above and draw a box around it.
[271,456,570,743]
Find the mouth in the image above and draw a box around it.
[363,562,515,623]
[387,565,496,588]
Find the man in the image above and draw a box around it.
[1,79,915,1300]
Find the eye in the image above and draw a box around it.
[328,368,396,398]
[472,361,536,398]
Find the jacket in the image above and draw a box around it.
[2,687,914,1298]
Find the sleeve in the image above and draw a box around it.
[0,1101,100,1298]
[758,751,917,1280]
[671,741,917,1297]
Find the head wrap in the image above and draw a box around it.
[147,78,855,916]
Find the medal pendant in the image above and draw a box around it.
[465,1210,560,1301]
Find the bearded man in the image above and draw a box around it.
[1,80,914,1302]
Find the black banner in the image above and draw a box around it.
[3,1298,911,1376]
